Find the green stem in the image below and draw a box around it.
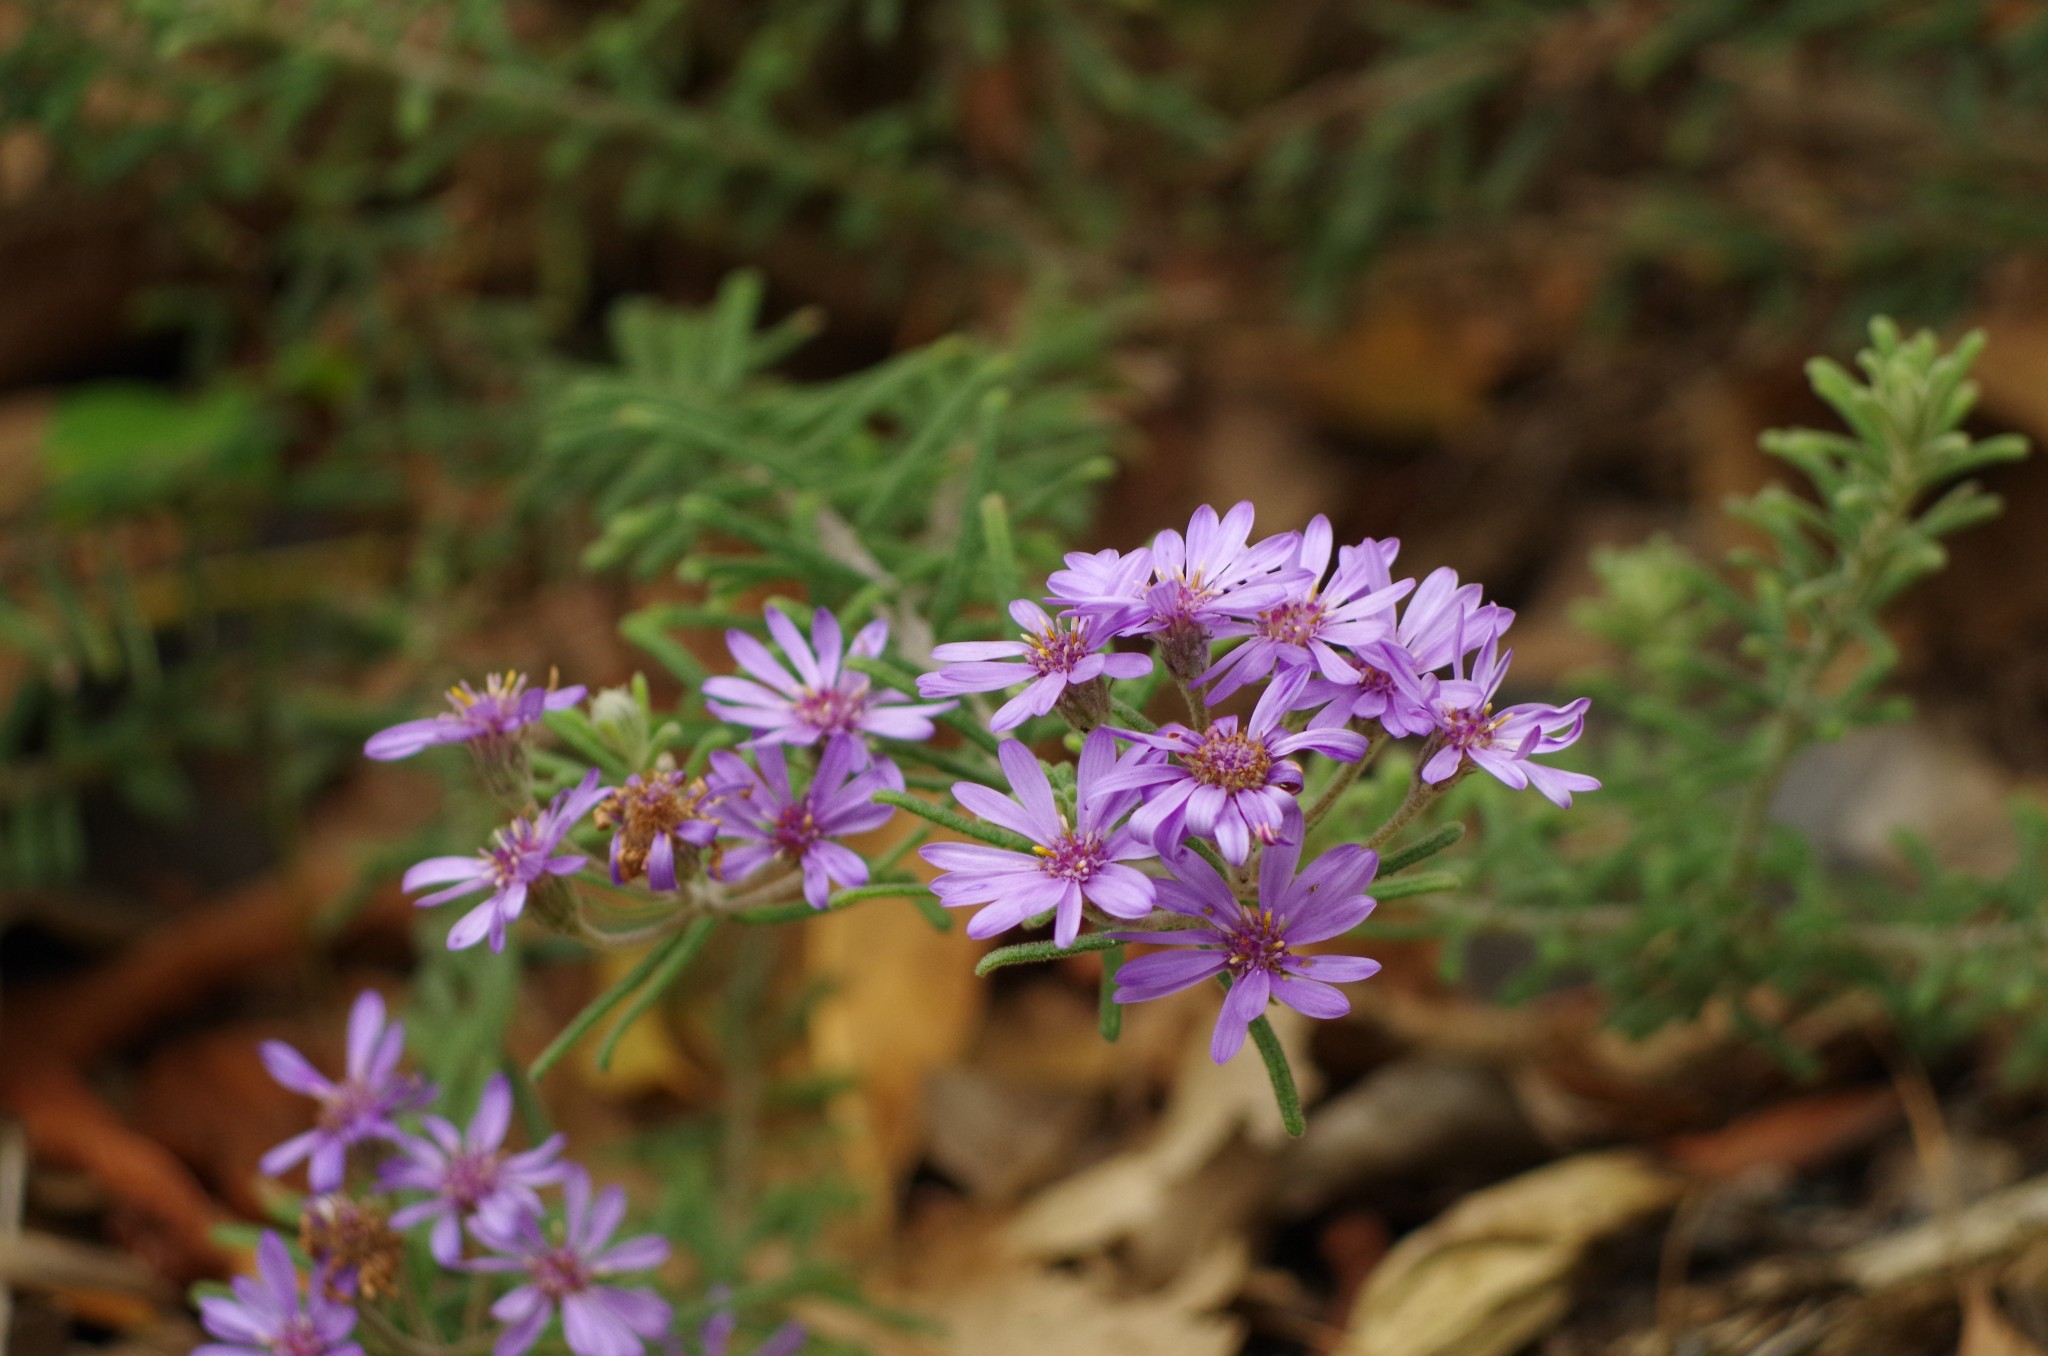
[1377,822,1466,877]
[1303,726,1388,831]
[595,915,718,1070]
[1247,1013,1304,1137]
[1169,673,1209,731]
[975,932,1124,975]
[1364,772,1453,852]
[528,926,700,1081]
[1099,944,1125,1042]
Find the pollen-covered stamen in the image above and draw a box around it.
[1033,826,1109,883]
[1179,726,1274,793]
[315,1081,379,1135]
[1347,655,1396,696]
[792,681,872,736]
[441,1149,502,1210]
[446,670,531,721]
[771,803,823,860]
[274,1316,331,1356]
[1025,622,1094,676]
[594,773,719,882]
[1438,703,1507,752]
[1255,598,1326,648]
[530,1246,592,1301]
[483,819,550,888]
[1223,907,1289,976]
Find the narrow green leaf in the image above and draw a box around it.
[597,915,719,1071]
[530,923,702,1081]
[975,932,1123,976]
[1370,870,1460,901]
[978,492,1020,616]
[1378,823,1466,877]
[1248,1013,1304,1137]
[1099,943,1124,1042]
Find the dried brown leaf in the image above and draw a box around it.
[1338,1151,1684,1356]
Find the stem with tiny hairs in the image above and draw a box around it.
[1303,723,1388,831]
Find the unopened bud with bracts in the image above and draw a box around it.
[590,684,653,770]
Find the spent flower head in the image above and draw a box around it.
[402,770,609,951]
[259,990,432,1192]
[593,771,722,892]
[1112,833,1382,1063]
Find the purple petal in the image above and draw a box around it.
[764,608,820,687]
[1212,971,1271,1063]
[591,1234,669,1275]
[259,1130,320,1178]
[1083,864,1155,919]
[810,608,845,683]
[1285,954,1382,983]
[1271,974,1350,1019]
[344,995,385,1081]
[723,631,800,698]
[259,1042,331,1098]
[403,855,484,891]
[1114,949,1225,1000]
[470,1075,513,1151]
[364,717,466,761]
[950,782,1048,844]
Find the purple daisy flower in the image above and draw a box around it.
[381,1074,570,1265]
[709,739,900,908]
[1142,501,1307,638]
[260,991,432,1193]
[1199,518,1415,703]
[1419,631,1599,808]
[917,600,1153,732]
[1297,569,1511,738]
[1108,669,1368,863]
[920,728,1160,948]
[593,771,723,892]
[1112,835,1382,1063]
[469,1169,672,1356]
[1044,544,1157,636]
[197,1231,362,1356]
[365,672,586,761]
[702,607,953,760]
[401,770,610,952]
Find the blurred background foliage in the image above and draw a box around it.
[9,0,2048,901]
[8,3,2048,1351]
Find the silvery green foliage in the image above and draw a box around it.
[1411,321,2041,1057]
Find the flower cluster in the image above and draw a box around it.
[223,991,803,1356]
[918,502,1596,1060]
[369,607,953,952]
